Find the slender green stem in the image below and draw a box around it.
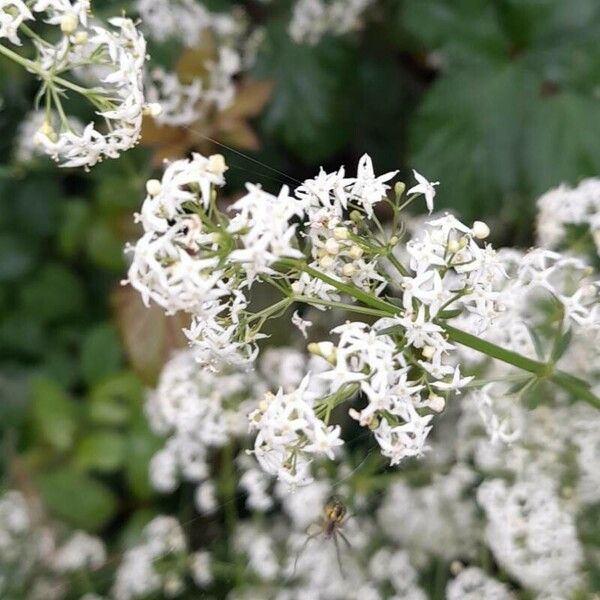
[550,370,600,410]
[246,298,292,324]
[441,324,550,377]
[278,258,399,315]
[0,42,103,98]
[292,295,389,318]
[219,443,243,585]
[277,258,600,408]
[0,42,35,71]
[387,253,409,277]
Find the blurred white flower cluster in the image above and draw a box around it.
[289,0,376,45]
[138,0,262,127]
[536,178,600,255]
[3,1,149,168]
[113,515,210,600]
[0,490,106,598]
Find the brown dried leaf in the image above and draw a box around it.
[112,285,189,386]
[220,80,274,120]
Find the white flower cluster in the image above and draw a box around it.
[452,244,600,442]
[293,154,396,299]
[0,490,106,597]
[138,1,260,127]
[145,347,264,498]
[446,567,515,600]
[0,0,33,45]
[13,109,81,163]
[113,515,206,600]
[478,477,584,597]
[289,0,376,45]
[249,375,344,486]
[3,1,149,168]
[135,0,211,47]
[537,178,600,255]
[307,209,508,464]
[378,465,479,564]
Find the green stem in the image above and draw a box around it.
[278,258,398,315]
[387,252,409,277]
[219,443,243,585]
[441,324,550,377]
[0,43,102,98]
[292,295,388,318]
[550,370,600,410]
[279,258,600,409]
[246,297,292,324]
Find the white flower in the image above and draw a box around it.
[292,310,313,338]
[408,169,439,213]
[0,1,33,45]
[249,375,343,487]
[350,153,398,217]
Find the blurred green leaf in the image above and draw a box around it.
[0,234,36,281]
[30,377,78,452]
[403,0,509,66]
[19,263,84,324]
[0,312,46,357]
[58,199,91,258]
[254,22,355,162]
[74,431,126,473]
[86,222,125,271]
[409,64,535,220]
[88,372,142,425]
[524,91,600,195]
[81,323,123,385]
[125,421,162,500]
[14,177,61,236]
[37,468,118,531]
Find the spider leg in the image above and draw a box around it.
[333,532,346,577]
[291,531,320,578]
[338,530,352,549]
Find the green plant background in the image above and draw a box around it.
[1,0,600,595]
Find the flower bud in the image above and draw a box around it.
[389,235,399,246]
[325,238,340,255]
[319,254,335,269]
[341,263,355,277]
[143,103,163,117]
[60,12,78,34]
[207,153,228,176]
[333,226,350,240]
[349,245,363,260]
[308,341,336,363]
[291,281,303,295]
[34,121,57,144]
[428,394,445,413]
[145,179,162,196]
[447,239,460,253]
[422,345,435,360]
[472,220,490,239]
[349,210,362,224]
[394,181,406,197]
[73,30,88,44]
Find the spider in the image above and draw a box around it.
[292,496,352,576]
